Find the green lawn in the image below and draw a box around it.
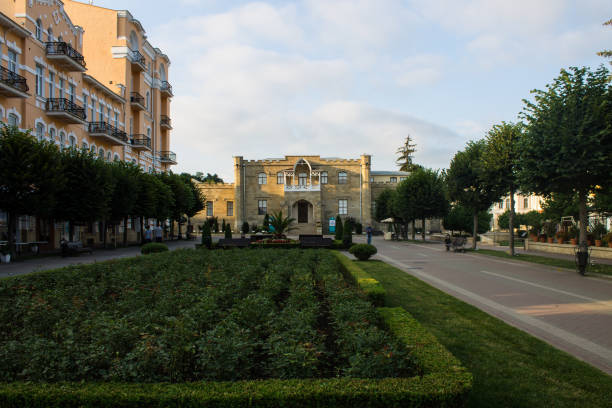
[473,248,612,277]
[358,260,612,408]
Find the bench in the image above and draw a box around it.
[451,237,466,253]
[299,235,333,248]
[61,241,93,257]
[218,238,251,248]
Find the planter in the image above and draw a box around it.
[539,237,547,243]
[0,254,10,264]
[609,242,612,249]
[570,238,578,245]
[529,235,538,242]
[557,238,564,244]
[595,240,602,247]
[587,240,593,247]
[547,237,554,244]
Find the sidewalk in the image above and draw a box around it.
[0,239,196,279]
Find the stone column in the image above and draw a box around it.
[233,156,243,231]
[360,154,372,226]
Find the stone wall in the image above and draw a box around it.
[193,182,236,230]
[525,240,612,260]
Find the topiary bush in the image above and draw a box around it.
[335,215,343,241]
[342,219,353,248]
[242,221,250,234]
[224,223,232,239]
[141,242,169,254]
[201,222,212,249]
[349,244,377,261]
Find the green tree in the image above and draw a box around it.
[482,122,523,255]
[268,210,296,238]
[541,192,580,223]
[181,174,205,233]
[201,221,212,248]
[133,173,160,242]
[447,140,500,249]
[0,126,64,256]
[374,189,395,221]
[597,19,612,69]
[152,175,174,225]
[334,215,343,241]
[159,172,193,239]
[443,204,490,235]
[392,181,416,239]
[224,223,232,239]
[108,161,140,247]
[242,221,250,234]
[396,134,418,172]
[518,66,612,253]
[342,218,353,247]
[522,210,544,236]
[55,147,113,241]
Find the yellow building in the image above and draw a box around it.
[0,0,175,248]
[490,194,544,230]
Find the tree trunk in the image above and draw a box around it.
[7,211,16,258]
[102,221,107,249]
[140,217,145,244]
[170,220,175,240]
[509,188,515,256]
[578,190,588,252]
[69,221,74,242]
[123,217,128,247]
[421,217,426,241]
[411,220,416,240]
[472,212,478,250]
[178,221,182,240]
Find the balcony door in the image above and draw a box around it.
[298,173,307,186]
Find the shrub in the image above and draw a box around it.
[342,219,353,248]
[355,222,363,235]
[242,221,250,234]
[334,251,385,306]
[224,223,232,239]
[349,244,377,261]
[201,221,212,249]
[140,242,169,254]
[335,215,343,241]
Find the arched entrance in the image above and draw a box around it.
[292,200,313,225]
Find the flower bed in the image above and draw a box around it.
[0,249,471,406]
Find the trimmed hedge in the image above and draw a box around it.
[349,244,377,260]
[333,251,386,306]
[140,242,168,254]
[250,242,301,249]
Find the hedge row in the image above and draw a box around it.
[333,251,386,306]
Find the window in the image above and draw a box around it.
[91,100,95,122]
[68,84,75,104]
[35,19,43,41]
[107,107,111,121]
[258,173,267,185]
[90,144,96,154]
[258,200,267,215]
[58,78,64,99]
[321,171,328,184]
[106,152,111,161]
[69,135,76,147]
[98,147,105,158]
[36,123,44,141]
[505,199,510,208]
[524,197,529,209]
[7,50,17,73]
[48,72,55,98]
[400,177,407,181]
[82,95,87,120]
[99,104,103,122]
[114,154,120,161]
[227,201,234,217]
[338,199,348,215]
[7,113,18,127]
[35,65,44,97]
[390,177,397,183]
[338,171,347,184]
[277,172,284,184]
[82,141,88,150]
[298,173,307,186]
[206,201,213,217]
[49,128,55,142]
[114,112,118,128]
[59,131,66,149]
[47,27,53,42]
[146,91,150,111]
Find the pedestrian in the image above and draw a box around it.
[155,224,163,243]
[444,234,451,251]
[366,225,373,245]
[144,225,152,243]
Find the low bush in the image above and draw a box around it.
[349,244,377,260]
[334,251,386,306]
[140,242,169,254]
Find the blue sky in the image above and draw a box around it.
[89,0,611,181]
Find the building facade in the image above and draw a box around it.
[193,155,410,235]
[490,193,544,230]
[0,0,175,248]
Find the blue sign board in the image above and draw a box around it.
[328,217,336,233]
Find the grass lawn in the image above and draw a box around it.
[358,259,612,408]
[473,248,612,277]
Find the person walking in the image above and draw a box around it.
[144,226,152,244]
[366,225,373,245]
[154,224,163,243]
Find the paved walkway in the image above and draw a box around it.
[478,243,612,266]
[355,235,612,375]
[0,240,197,278]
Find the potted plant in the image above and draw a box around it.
[555,231,568,244]
[568,226,578,245]
[592,223,607,247]
[544,222,556,244]
[586,233,594,247]
[0,244,10,264]
[538,233,547,243]
[606,232,612,249]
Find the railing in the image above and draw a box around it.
[131,134,151,149]
[160,151,176,162]
[130,92,145,106]
[129,50,146,67]
[160,115,171,127]
[46,98,86,120]
[284,184,321,192]
[160,81,172,95]
[45,42,86,68]
[88,122,128,143]
[112,128,128,143]
[0,66,28,93]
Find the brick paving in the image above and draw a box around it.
[354,235,612,375]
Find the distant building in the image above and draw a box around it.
[490,194,544,230]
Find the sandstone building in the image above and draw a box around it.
[193,155,409,235]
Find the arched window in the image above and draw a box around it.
[258,173,267,185]
[7,113,18,127]
[90,144,96,154]
[129,31,139,51]
[148,166,153,174]
[35,19,43,41]
[49,128,56,142]
[98,147,105,158]
[106,151,111,161]
[82,141,88,150]
[35,123,44,141]
[113,153,120,161]
[58,35,63,42]
[69,135,76,147]
[47,27,53,42]
[59,131,66,150]
[338,171,347,184]
[147,127,151,139]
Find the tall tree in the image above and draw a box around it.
[396,134,418,172]
[518,66,612,257]
[482,122,523,255]
[133,172,159,242]
[392,181,416,239]
[597,19,612,69]
[0,126,64,256]
[108,161,140,246]
[159,172,192,238]
[444,204,491,236]
[447,140,500,249]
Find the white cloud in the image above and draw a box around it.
[395,54,447,87]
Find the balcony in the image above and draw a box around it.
[131,134,151,151]
[130,92,146,111]
[284,184,321,192]
[129,50,146,72]
[46,98,86,124]
[159,151,177,165]
[160,81,173,97]
[45,42,86,72]
[160,115,172,129]
[88,122,127,145]
[0,66,28,98]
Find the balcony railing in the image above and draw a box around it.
[160,115,171,129]
[160,151,177,164]
[46,98,86,123]
[130,92,145,110]
[160,81,173,97]
[284,184,321,192]
[129,50,146,71]
[88,122,127,145]
[0,65,28,97]
[45,42,86,71]
[131,134,151,150]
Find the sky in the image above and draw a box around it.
[89,0,611,182]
